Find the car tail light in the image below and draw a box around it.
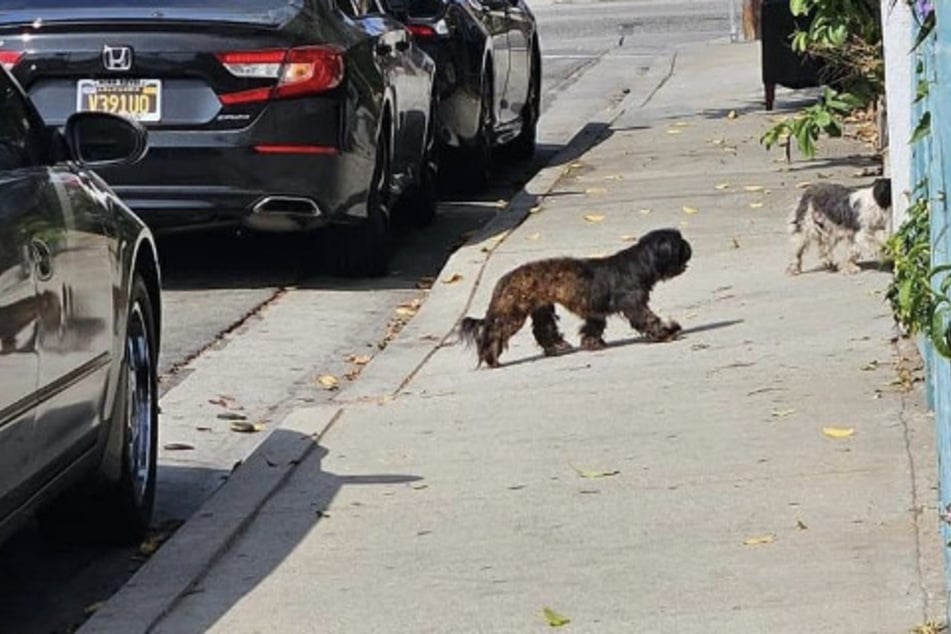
[0,51,24,72]
[407,24,436,38]
[216,46,344,105]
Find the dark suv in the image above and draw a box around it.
[384,0,541,191]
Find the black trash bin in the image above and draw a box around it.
[760,0,823,110]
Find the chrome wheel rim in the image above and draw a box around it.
[124,302,154,506]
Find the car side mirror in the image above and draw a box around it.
[64,112,148,167]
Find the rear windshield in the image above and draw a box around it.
[0,0,301,24]
[381,0,443,18]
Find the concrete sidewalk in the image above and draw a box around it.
[83,40,946,633]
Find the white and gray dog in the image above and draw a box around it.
[786,177,892,275]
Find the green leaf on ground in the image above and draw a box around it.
[542,607,571,628]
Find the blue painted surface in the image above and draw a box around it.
[915,3,951,616]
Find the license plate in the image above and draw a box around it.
[77,78,162,122]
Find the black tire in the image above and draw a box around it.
[448,76,492,194]
[393,99,439,228]
[509,49,540,161]
[36,274,158,546]
[102,273,159,542]
[325,128,393,277]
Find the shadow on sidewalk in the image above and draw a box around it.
[495,319,745,369]
[154,437,422,632]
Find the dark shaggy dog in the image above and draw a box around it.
[459,228,692,367]
[787,177,892,275]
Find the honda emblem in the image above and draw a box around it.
[102,45,133,72]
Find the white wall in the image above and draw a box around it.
[882,0,914,227]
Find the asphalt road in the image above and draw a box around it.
[0,2,733,632]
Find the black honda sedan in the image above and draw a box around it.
[0,66,162,545]
[0,0,437,275]
[384,0,541,191]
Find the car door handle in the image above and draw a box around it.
[29,238,54,282]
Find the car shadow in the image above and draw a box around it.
[0,434,418,634]
[140,438,422,632]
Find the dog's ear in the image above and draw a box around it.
[637,228,690,278]
[872,178,892,209]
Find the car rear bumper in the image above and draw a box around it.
[100,128,372,234]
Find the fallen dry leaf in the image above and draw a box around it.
[572,465,620,479]
[529,205,543,214]
[442,272,464,284]
[711,138,726,145]
[347,354,372,365]
[743,534,776,546]
[730,237,742,249]
[743,185,764,192]
[230,421,265,433]
[714,183,731,190]
[749,202,764,209]
[395,306,417,318]
[603,174,624,181]
[771,408,796,418]
[639,208,653,215]
[317,374,340,390]
[415,276,435,289]
[796,520,808,531]
[682,206,699,215]
[583,214,606,223]
[666,128,683,135]
[84,601,105,616]
[620,234,638,242]
[527,233,541,241]
[861,360,879,371]
[673,121,692,127]
[163,442,194,451]
[726,109,738,120]
[822,426,855,439]
[796,181,812,189]
[585,187,607,195]
[542,607,571,628]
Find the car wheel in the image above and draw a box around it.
[102,273,159,542]
[448,76,492,194]
[510,50,540,161]
[393,99,439,228]
[325,128,393,277]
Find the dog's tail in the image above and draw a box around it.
[788,191,811,234]
[458,317,485,348]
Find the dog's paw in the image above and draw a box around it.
[648,321,681,343]
[839,261,861,275]
[580,336,606,351]
[544,340,574,356]
[785,263,802,276]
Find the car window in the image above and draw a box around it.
[0,72,42,170]
[334,0,358,16]
[381,0,443,18]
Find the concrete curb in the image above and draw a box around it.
[77,51,676,633]
[78,405,342,634]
